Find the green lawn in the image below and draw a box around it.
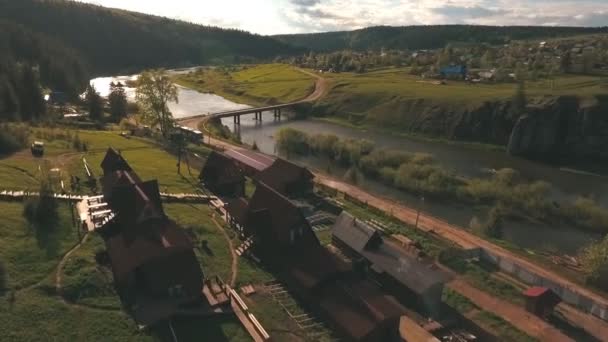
[0,201,78,289]
[174,64,315,106]
[0,128,200,194]
[0,127,253,341]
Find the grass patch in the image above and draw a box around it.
[174,64,315,106]
[0,201,78,289]
[474,311,538,342]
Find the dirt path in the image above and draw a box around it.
[212,217,238,287]
[449,279,574,342]
[56,232,90,295]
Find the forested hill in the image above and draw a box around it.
[274,25,608,52]
[0,0,301,75]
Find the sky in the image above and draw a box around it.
[78,0,608,35]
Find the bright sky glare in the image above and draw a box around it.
[77,0,608,35]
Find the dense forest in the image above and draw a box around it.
[0,20,88,120]
[0,0,302,121]
[0,0,301,75]
[274,25,608,52]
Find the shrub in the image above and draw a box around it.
[275,127,309,155]
[0,123,29,154]
[23,177,59,229]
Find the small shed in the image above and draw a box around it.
[523,287,561,318]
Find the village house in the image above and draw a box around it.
[98,148,204,325]
[332,212,450,317]
[199,151,245,197]
[254,158,314,198]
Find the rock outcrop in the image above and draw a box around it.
[318,94,608,163]
[507,96,608,162]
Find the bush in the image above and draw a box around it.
[0,123,29,154]
[23,177,59,228]
[275,127,309,155]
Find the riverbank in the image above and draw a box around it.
[173,64,316,107]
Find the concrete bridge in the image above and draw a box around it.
[176,69,327,127]
[179,102,293,125]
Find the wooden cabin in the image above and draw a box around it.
[254,158,314,198]
[199,151,245,197]
[98,149,204,323]
[332,212,450,317]
[242,183,407,341]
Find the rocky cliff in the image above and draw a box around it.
[314,95,608,163]
[507,96,608,162]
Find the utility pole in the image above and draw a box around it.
[415,196,424,229]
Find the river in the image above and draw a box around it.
[90,75,606,254]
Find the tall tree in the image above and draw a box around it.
[17,65,45,121]
[108,82,127,122]
[136,70,178,138]
[85,83,103,121]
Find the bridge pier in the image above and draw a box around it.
[233,115,241,125]
[273,108,282,120]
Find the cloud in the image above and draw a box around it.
[431,5,510,19]
[290,0,321,6]
[78,0,608,35]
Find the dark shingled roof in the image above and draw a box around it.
[200,151,245,187]
[332,212,450,295]
[319,279,405,340]
[101,147,132,174]
[224,148,275,173]
[248,182,318,247]
[332,211,382,253]
[255,158,314,195]
[106,219,195,281]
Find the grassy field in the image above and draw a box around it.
[0,127,255,341]
[174,64,315,106]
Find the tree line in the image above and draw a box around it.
[0,0,302,76]
[275,25,607,52]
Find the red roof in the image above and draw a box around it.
[524,286,551,297]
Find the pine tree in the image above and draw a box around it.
[108,81,128,122]
[17,65,45,121]
[85,83,103,121]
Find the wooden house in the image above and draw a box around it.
[98,149,204,324]
[332,212,450,317]
[242,183,407,341]
[254,158,314,198]
[199,151,245,197]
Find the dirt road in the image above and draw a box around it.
[449,279,574,342]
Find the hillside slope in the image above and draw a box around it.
[0,0,301,74]
[274,25,608,52]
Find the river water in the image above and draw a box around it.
[90,75,607,254]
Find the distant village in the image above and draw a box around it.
[290,34,608,82]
